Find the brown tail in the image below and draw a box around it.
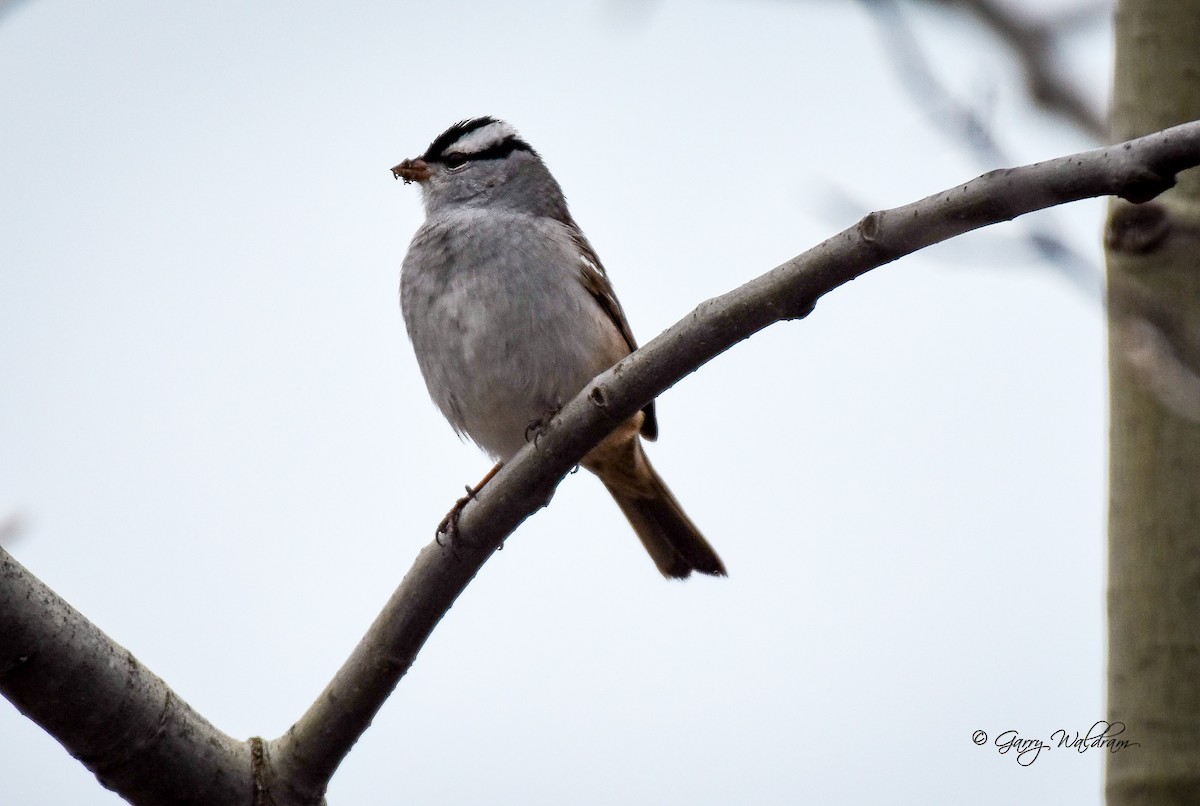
[586,430,726,579]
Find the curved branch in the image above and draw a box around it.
[4,121,1199,803]
[267,119,1200,798]
[0,548,252,804]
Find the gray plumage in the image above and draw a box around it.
[394,117,725,578]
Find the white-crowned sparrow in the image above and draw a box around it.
[392,117,725,579]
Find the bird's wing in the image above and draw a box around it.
[570,227,659,441]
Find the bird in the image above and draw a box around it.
[392,116,725,579]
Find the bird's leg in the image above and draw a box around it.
[436,461,503,544]
[437,403,562,544]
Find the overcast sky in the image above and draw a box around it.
[1,1,1114,803]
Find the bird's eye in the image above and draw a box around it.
[443,153,469,170]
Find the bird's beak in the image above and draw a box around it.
[391,157,432,184]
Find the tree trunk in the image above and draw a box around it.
[1106,2,1200,803]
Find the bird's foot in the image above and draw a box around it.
[435,462,504,545]
[524,404,564,448]
[435,484,476,545]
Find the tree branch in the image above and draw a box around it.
[0,548,252,804]
[3,120,1200,804]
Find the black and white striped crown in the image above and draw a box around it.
[420,117,537,167]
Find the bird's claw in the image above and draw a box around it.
[436,485,479,545]
[524,404,563,448]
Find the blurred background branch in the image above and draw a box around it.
[857,0,1106,298]
[0,0,30,22]
[0,512,24,547]
[927,0,1109,139]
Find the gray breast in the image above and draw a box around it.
[401,209,629,460]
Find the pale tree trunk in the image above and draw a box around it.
[1106,1,1200,803]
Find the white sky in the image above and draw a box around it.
[1,1,1113,803]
